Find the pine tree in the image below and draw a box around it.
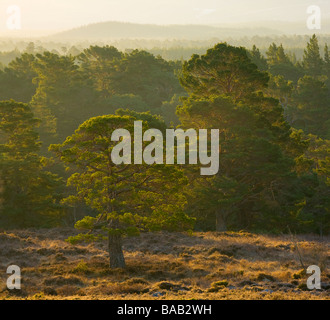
[180,42,269,102]
[31,51,96,151]
[178,43,306,232]
[0,100,63,227]
[266,43,278,66]
[77,45,122,98]
[0,53,37,103]
[266,43,302,81]
[303,34,323,77]
[248,45,268,71]
[292,76,329,139]
[50,110,193,268]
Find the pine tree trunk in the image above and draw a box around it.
[216,211,227,232]
[108,232,126,269]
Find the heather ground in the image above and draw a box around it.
[0,229,329,300]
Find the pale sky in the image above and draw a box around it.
[0,0,329,34]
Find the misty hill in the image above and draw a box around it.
[49,21,283,41]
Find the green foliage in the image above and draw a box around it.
[160,94,183,127]
[23,47,183,156]
[105,94,149,113]
[113,50,183,108]
[266,35,330,141]
[302,34,323,77]
[114,109,167,132]
[291,76,329,139]
[31,51,96,149]
[66,233,105,244]
[77,45,122,98]
[180,42,269,102]
[178,43,310,232]
[51,112,194,245]
[71,260,91,274]
[248,45,268,71]
[0,53,37,103]
[0,38,328,235]
[74,216,97,230]
[295,135,330,234]
[0,100,64,227]
[266,43,303,82]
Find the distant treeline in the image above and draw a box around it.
[1,34,330,64]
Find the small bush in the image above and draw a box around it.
[292,269,306,279]
[71,261,91,275]
[207,280,229,292]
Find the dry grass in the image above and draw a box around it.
[0,228,329,300]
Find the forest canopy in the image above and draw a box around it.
[0,35,329,243]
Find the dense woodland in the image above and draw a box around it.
[0,34,329,267]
